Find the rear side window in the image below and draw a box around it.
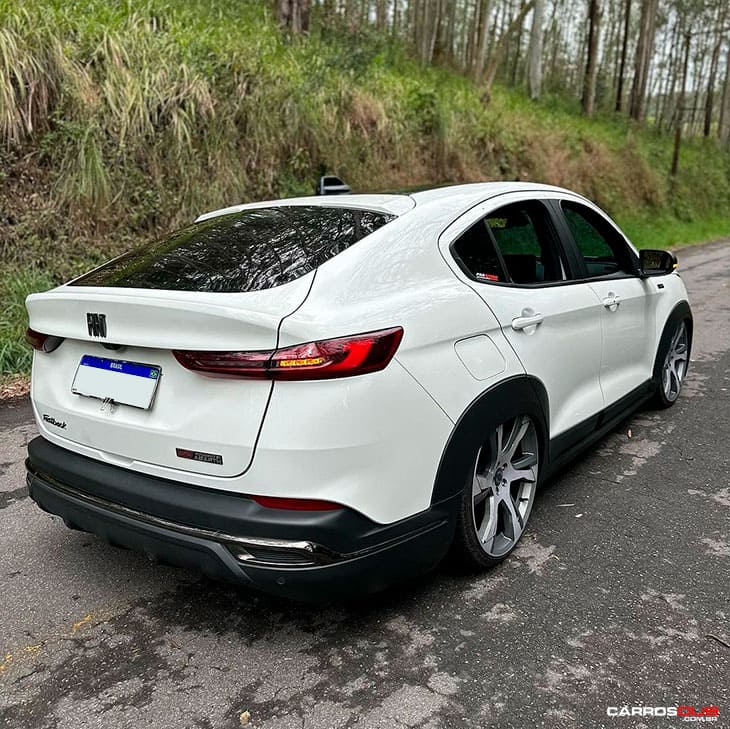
[70,206,395,292]
[453,201,566,285]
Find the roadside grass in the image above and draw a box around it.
[0,269,55,376]
[618,214,730,250]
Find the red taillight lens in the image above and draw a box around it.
[26,328,49,351]
[173,327,403,381]
[26,328,64,353]
[172,348,272,378]
[251,495,343,511]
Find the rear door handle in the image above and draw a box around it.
[511,312,544,331]
[602,293,621,311]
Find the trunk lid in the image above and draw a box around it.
[26,275,313,477]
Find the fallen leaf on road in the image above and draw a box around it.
[0,375,30,400]
[239,710,251,725]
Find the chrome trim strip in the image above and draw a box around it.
[27,469,342,568]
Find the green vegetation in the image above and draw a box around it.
[1,269,55,375]
[1,0,729,377]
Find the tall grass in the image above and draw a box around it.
[0,269,55,375]
[3,0,723,232]
[0,0,728,376]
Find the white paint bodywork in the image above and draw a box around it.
[26,183,690,524]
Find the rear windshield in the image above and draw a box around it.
[70,205,395,292]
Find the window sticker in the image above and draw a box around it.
[475,272,499,281]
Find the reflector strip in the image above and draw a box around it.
[251,495,343,511]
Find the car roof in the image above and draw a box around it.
[195,182,580,224]
[195,194,415,221]
[408,181,574,204]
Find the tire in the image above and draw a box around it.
[653,318,690,409]
[451,413,540,569]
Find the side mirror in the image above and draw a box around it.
[639,249,677,277]
[316,175,351,196]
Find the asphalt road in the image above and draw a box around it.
[1,241,728,729]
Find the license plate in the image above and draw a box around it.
[72,355,161,410]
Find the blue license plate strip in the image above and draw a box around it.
[78,355,161,380]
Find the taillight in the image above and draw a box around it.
[173,327,403,380]
[25,328,63,353]
[251,495,343,511]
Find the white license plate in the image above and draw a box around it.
[71,355,161,410]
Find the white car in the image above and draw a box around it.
[25,182,692,599]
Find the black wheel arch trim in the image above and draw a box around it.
[430,375,550,505]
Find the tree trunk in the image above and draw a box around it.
[661,18,682,131]
[473,0,492,79]
[719,47,730,143]
[527,0,545,99]
[510,11,525,86]
[582,0,601,116]
[444,0,457,62]
[704,5,727,137]
[276,0,311,32]
[344,0,358,30]
[376,0,387,31]
[459,0,472,70]
[467,0,482,74]
[629,0,657,121]
[482,0,536,99]
[671,32,691,178]
[615,0,631,111]
[428,0,443,62]
[690,46,708,136]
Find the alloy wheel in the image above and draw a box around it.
[471,415,539,558]
[662,321,688,403]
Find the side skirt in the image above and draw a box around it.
[544,380,654,480]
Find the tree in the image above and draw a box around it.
[376,0,388,31]
[582,0,601,116]
[482,0,535,99]
[671,31,691,177]
[719,47,730,144]
[527,0,544,99]
[615,0,631,112]
[628,0,657,121]
[473,0,494,80]
[703,3,728,137]
[276,0,311,33]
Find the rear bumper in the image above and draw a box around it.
[26,437,457,600]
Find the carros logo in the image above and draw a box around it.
[607,706,719,722]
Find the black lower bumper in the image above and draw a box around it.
[26,437,457,601]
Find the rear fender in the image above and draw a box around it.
[431,376,549,505]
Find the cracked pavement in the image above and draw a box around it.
[1,241,728,728]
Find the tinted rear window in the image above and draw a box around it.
[70,206,395,292]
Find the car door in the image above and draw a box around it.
[447,194,604,441]
[554,199,655,406]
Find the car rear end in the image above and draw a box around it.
[25,197,457,599]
